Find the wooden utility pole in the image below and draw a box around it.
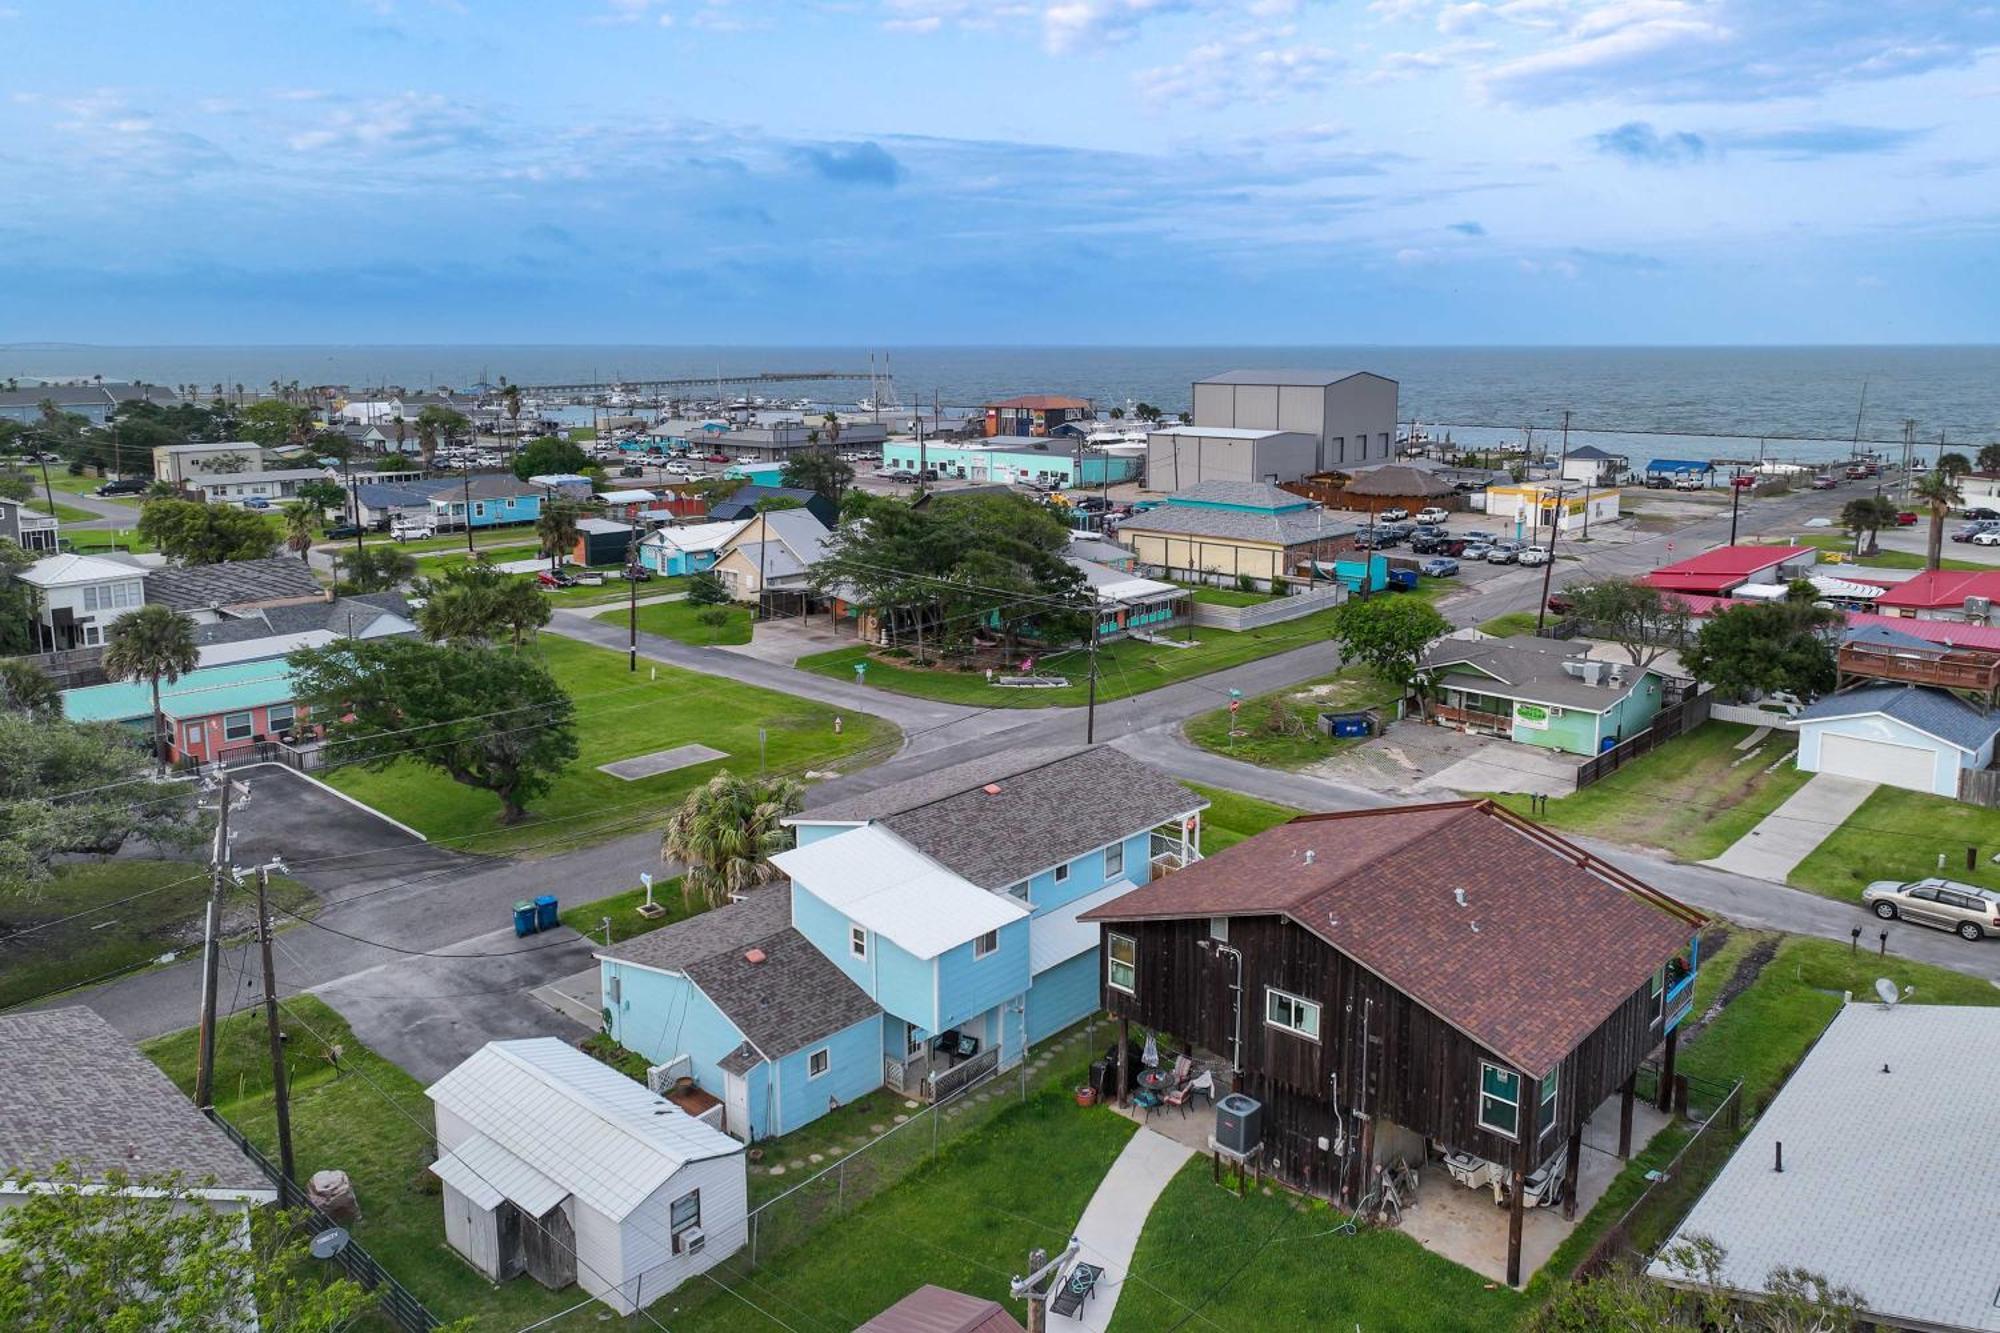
[1084,605,1100,744]
[193,775,236,1109]
[626,526,640,672]
[1534,410,1572,632]
[256,865,297,1183]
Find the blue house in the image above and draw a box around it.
[597,746,1204,1142]
[636,520,747,576]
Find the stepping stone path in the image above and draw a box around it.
[808,1153,824,1164]
[892,1114,908,1124]
[871,1124,887,1134]
[767,1165,786,1176]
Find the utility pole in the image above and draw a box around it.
[255,863,296,1183]
[1534,412,1571,634]
[1084,600,1101,744]
[626,525,640,672]
[462,470,474,554]
[194,775,237,1109]
[1728,474,1744,545]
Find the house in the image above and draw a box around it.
[1482,482,1622,537]
[598,746,1206,1140]
[860,1285,1026,1333]
[1146,425,1321,490]
[637,520,745,576]
[1114,480,1357,590]
[429,475,545,531]
[0,381,173,426]
[1642,545,1817,597]
[982,394,1093,438]
[61,658,309,764]
[1190,370,1399,471]
[181,467,337,505]
[595,488,658,521]
[151,441,268,484]
[189,592,416,668]
[881,437,1140,489]
[0,495,60,552]
[1559,445,1626,486]
[0,1005,275,1232]
[527,473,594,501]
[17,552,148,650]
[1873,568,2000,624]
[1068,555,1191,640]
[424,1039,745,1316]
[1794,683,2000,797]
[146,556,326,623]
[572,517,638,567]
[1649,1003,2000,1331]
[706,485,838,529]
[1421,635,1668,756]
[710,507,833,609]
[1953,469,2000,506]
[1081,800,1706,1287]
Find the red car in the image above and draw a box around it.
[1730,474,1756,489]
[1811,476,1838,490]
[1895,511,1919,526]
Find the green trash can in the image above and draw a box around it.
[534,894,559,931]
[513,901,537,937]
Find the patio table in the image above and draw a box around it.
[1137,1068,1173,1093]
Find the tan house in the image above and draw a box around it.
[710,507,834,611]
[1115,481,1357,590]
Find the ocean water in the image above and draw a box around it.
[4,344,1995,459]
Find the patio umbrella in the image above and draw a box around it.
[1141,1033,1159,1068]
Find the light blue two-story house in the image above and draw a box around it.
[596,746,1205,1143]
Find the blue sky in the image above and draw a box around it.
[1,0,1997,344]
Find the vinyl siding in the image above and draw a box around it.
[935,918,1029,1034]
[1025,831,1152,913]
[770,1012,881,1135]
[788,881,872,993]
[609,1154,747,1312]
[600,960,748,1100]
[1026,950,1099,1044]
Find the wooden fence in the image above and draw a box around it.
[1573,691,1712,790]
[1959,766,2000,808]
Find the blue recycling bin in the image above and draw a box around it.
[534,894,559,931]
[512,901,536,937]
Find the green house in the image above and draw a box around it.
[1421,635,1667,756]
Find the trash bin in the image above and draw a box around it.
[513,901,537,937]
[534,894,559,931]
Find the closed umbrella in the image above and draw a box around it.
[1141,1033,1159,1068]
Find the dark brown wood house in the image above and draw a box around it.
[1081,799,1705,1286]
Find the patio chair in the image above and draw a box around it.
[1185,1070,1216,1109]
[1132,1089,1163,1120]
[1161,1082,1193,1116]
[1171,1054,1193,1087]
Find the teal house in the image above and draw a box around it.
[595,747,1204,1143]
[879,436,1141,488]
[1422,635,1667,756]
[61,659,304,767]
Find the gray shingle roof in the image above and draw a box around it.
[1118,504,1355,547]
[598,886,790,974]
[1423,636,1656,712]
[1342,465,1454,498]
[1169,480,1311,509]
[147,557,325,612]
[682,927,879,1060]
[800,746,1204,889]
[0,1007,271,1193]
[1799,684,2000,752]
[191,593,412,647]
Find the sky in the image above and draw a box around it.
[1,0,1997,344]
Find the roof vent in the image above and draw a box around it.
[744,948,767,964]
[983,783,1003,795]
[1304,849,1316,865]
[1453,887,1468,907]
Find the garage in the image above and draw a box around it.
[1816,733,1937,794]
[1795,683,2000,799]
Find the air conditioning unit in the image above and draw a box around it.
[1966,596,1992,621]
[674,1227,706,1256]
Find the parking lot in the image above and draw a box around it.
[225,763,468,901]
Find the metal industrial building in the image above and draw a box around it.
[1180,369,1400,477]
[1143,425,1319,491]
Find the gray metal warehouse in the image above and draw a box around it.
[1187,369,1400,474]
[1144,425,1319,491]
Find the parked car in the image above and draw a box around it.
[95,478,149,496]
[620,565,652,581]
[881,468,917,483]
[1811,475,1839,490]
[1416,506,1450,524]
[1377,507,1410,522]
[536,569,577,588]
[393,523,435,541]
[1515,546,1551,568]
[1461,530,1499,544]
[325,522,363,540]
[1845,465,1869,480]
[1894,511,1919,526]
[1460,542,1494,561]
[1675,477,1707,491]
[573,571,605,587]
[1485,542,1522,564]
[1419,557,1460,578]
[241,496,271,509]
[1409,534,1446,554]
[1963,506,2000,521]
[662,462,692,477]
[1861,878,2000,941]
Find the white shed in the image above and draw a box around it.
[425,1038,747,1316]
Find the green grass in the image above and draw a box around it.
[1183,667,1399,770]
[1478,610,1543,638]
[1493,723,1813,862]
[557,875,696,945]
[1188,783,1301,852]
[1183,583,1273,607]
[799,605,1347,709]
[1792,532,1984,571]
[0,860,312,1010]
[1789,785,2000,903]
[361,527,540,556]
[543,575,688,608]
[36,499,98,523]
[324,636,896,854]
[605,599,751,645]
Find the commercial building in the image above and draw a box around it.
[1114,481,1356,590]
[1144,425,1319,491]
[1189,370,1399,472]
[980,394,1093,438]
[1873,568,2000,624]
[1482,483,1622,537]
[880,437,1140,489]
[1642,545,1818,597]
[151,441,269,483]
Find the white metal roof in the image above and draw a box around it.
[1029,880,1135,976]
[19,553,148,587]
[1146,425,1300,440]
[1649,1003,2000,1331]
[642,520,747,554]
[427,1131,568,1215]
[596,488,657,504]
[425,1038,741,1223]
[770,824,1027,960]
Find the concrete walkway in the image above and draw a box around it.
[1702,772,1878,883]
[1061,1128,1194,1331]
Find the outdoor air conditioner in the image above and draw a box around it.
[1966,596,1992,620]
[675,1228,706,1256]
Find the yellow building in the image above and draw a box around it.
[1482,483,1621,537]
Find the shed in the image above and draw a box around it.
[859,1284,1026,1332]
[425,1038,747,1316]
[572,518,638,567]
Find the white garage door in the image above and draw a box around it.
[1818,732,1937,794]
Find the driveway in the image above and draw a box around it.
[721,614,857,666]
[1703,772,1878,883]
[1308,721,1584,797]
[225,763,465,901]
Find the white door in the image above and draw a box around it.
[1818,732,1936,794]
[724,1071,750,1142]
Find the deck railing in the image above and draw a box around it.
[926,1047,999,1102]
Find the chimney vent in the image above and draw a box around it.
[744,948,767,964]
[1453,888,1468,907]
[983,783,1002,795]
[1304,849,1316,865]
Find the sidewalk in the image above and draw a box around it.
[1703,771,1877,883]
[1061,1127,1194,1332]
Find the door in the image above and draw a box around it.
[1818,732,1936,793]
[724,1070,750,1141]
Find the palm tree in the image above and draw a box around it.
[102,605,199,770]
[1978,442,2000,474]
[391,414,408,459]
[822,411,842,448]
[416,417,438,471]
[280,500,318,561]
[502,383,523,447]
[1914,469,1964,571]
[1839,495,1898,557]
[536,502,580,572]
[660,772,805,909]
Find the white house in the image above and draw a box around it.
[1559,445,1626,486]
[1482,482,1622,536]
[18,552,148,650]
[1795,683,2000,797]
[424,1039,747,1317]
[182,467,336,504]
[0,496,60,553]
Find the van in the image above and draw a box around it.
[393,521,435,541]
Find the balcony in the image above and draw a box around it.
[1149,830,1201,877]
[1837,641,2000,705]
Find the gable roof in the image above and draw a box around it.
[1422,635,1655,712]
[770,824,1028,959]
[599,884,792,974]
[1167,480,1313,511]
[61,658,297,724]
[190,593,414,651]
[424,1037,740,1223]
[859,1285,1027,1333]
[681,926,881,1061]
[1082,801,1703,1078]
[1198,369,1386,387]
[1562,445,1624,461]
[19,552,148,587]
[708,486,834,523]
[1643,545,1813,594]
[147,557,324,612]
[1797,684,2000,752]
[0,1007,271,1196]
[720,506,832,567]
[1874,568,2000,610]
[1342,465,1455,498]
[1118,499,1353,548]
[642,520,747,554]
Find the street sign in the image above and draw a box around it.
[1229,699,1240,714]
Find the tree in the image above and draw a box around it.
[136,499,280,563]
[0,1165,374,1333]
[0,658,58,717]
[1329,595,1450,692]
[280,500,318,561]
[332,544,416,594]
[1566,578,1692,671]
[415,405,471,469]
[1935,451,1972,479]
[1133,402,1164,423]
[754,495,805,513]
[0,470,31,503]
[289,638,579,824]
[502,382,524,453]
[821,411,843,448]
[0,713,209,888]
[1839,495,1898,556]
[660,771,805,908]
[1684,600,1841,702]
[413,563,551,646]
[293,477,345,512]
[0,539,39,656]
[781,450,854,502]
[1977,442,2000,474]
[686,570,730,606]
[536,502,582,572]
[1528,1236,1866,1332]
[236,398,316,448]
[1912,468,1964,571]
[512,435,588,482]
[102,604,199,768]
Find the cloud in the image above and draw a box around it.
[1723,124,1927,158]
[1593,121,1707,165]
[522,223,585,251]
[791,140,905,187]
[1447,219,1486,235]
[1135,24,1343,108]
[286,92,497,156]
[40,92,235,176]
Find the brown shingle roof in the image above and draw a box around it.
[858,1285,1027,1333]
[1082,801,1704,1077]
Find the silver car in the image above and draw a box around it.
[1862,877,2000,941]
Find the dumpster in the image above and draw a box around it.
[1385,568,1420,592]
[513,901,537,937]
[534,894,559,931]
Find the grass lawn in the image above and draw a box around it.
[1789,785,2000,903]
[1182,583,1274,608]
[408,542,540,578]
[1188,784,1301,852]
[324,635,896,855]
[1183,667,1399,770]
[1493,723,1813,862]
[799,605,1347,709]
[545,574,688,609]
[0,860,312,1010]
[1110,1158,1528,1333]
[557,875,696,946]
[1478,610,1543,638]
[1792,532,1983,572]
[603,598,751,645]
[38,499,98,524]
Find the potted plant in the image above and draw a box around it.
[1075,1085,1098,1108]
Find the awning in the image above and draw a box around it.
[427,1132,566,1217]
[1029,879,1137,976]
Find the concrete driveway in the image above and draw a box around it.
[1704,772,1878,883]
[1310,721,1585,797]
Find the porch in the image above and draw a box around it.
[883,1045,1001,1104]
[1434,702,1512,736]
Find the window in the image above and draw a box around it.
[974,929,998,959]
[807,1048,830,1079]
[1539,1069,1559,1137]
[266,704,296,732]
[1103,842,1125,879]
[1107,933,1136,995]
[223,711,255,741]
[1479,1062,1521,1138]
[1209,917,1228,943]
[670,1189,701,1237]
[849,924,867,960]
[1053,862,1070,885]
[1265,988,1320,1041]
[82,624,102,646]
[1649,966,1666,1027]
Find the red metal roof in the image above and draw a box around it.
[1873,569,2000,611]
[858,1286,1026,1333]
[1641,545,1813,594]
[1840,610,2000,651]
[983,395,1091,411]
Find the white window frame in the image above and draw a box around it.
[670,1188,701,1238]
[973,929,998,959]
[1053,861,1070,885]
[1649,966,1665,1027]
[1103,842,1125,879]
[1264,987,1320,1041]
[266,703,296,732]
[222,711,255,741]
[1208,916,1229,943]
[1106,932,1136,996]
[1478,1061,1521,1139]
[1539,1068,1559,1138]
[849,924,867,961]
[807,1047,830,1079]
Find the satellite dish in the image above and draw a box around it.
[309,1227,350,1260]
[1874,978,1902,1008]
